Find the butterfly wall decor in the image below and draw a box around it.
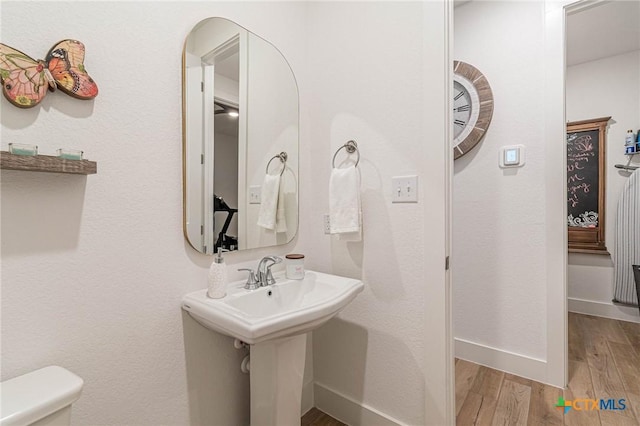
[0,39,98,108]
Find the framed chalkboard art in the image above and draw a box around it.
[566,116,610,253]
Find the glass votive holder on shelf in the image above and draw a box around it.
[57,149,84,160]
[8,143,38,156]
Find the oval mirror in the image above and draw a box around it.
[182,17,299,255]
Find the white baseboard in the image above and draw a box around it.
[454,338,548,384]
[301,380,314,416]
[313,382,404,426]
[568,298,640,323]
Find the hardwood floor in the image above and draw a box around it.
[301,313,639,426]
[301,408,346,426]
[457,313,640,426]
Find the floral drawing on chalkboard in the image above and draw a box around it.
[0,39,98,108]
[568,211,598,228]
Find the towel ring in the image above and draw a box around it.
[332,140,360,168]
[266,152,288,176]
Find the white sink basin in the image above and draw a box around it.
[182,270,363,344]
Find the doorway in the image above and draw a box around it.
[565,0,640,322]
[452,1,569,423]
[564,2,640,424]
[453,1,640,423]
[452,0,567,372]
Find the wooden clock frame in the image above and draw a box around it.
[453,61,494,160]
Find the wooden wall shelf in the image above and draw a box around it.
[0,151,97,175]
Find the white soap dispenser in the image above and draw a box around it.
[207,248,227,299]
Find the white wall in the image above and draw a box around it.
[0,2,307,425]
[214,75,240,104]
[304,2,450,424]
[453,1,551,381]
[566,50,640,323]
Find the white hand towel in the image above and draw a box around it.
[329,166,361,235]
[339,211,362,241]
[257,173,281,230]
[275,176,288,233]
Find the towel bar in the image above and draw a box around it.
[332,140,360,168]
[266,152,287,176]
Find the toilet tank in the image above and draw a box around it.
[0,366,83,426]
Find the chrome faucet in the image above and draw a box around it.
[256,256,282,287]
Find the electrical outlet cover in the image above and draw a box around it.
[249,185,261,204]
[323,214,331,234]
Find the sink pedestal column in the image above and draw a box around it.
[250,333,307,426]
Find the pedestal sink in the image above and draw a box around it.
[182,270,363,425]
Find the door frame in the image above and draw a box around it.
[542,0,604,388]
[446,0,571,403]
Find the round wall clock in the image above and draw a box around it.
[453,61,494,160]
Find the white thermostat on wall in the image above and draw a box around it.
[499,145,525,168]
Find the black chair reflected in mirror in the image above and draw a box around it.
[214,194,238,251]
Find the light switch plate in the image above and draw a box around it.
[392,175,418,203]
[249,186,261,204]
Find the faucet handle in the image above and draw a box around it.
[264,260,281,286]
[238,268,259,290]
